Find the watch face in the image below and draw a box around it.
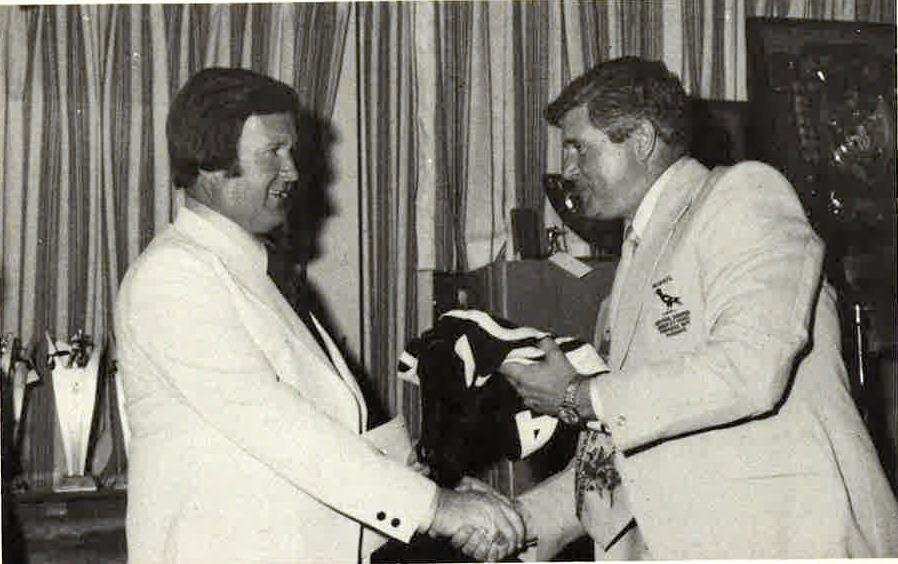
[558,407,579,426]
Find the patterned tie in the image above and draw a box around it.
[576,224,637,516]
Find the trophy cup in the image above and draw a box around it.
[47,330,102,492]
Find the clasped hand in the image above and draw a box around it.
[429,476,528,561]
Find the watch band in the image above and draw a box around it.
[558,375,585,426]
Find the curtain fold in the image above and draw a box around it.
[434,1,474,272]
[512,1,551,213]
[356,2,419,418]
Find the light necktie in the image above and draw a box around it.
[577,225,638,524]
[608,224,639,329]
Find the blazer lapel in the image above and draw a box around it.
[173,208,365,423]
[248,270,334,370]
[311,314,368,428]
[612,160,709,369]
[216,262,327,374]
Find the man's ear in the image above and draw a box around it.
[630,119,658,162]
[189,168,227,202]
[196,168,226,185]
[194,168,227,194]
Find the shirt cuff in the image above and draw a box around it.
[586,376,607,430]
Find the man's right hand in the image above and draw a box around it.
[427,488,526,561]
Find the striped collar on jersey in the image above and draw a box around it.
[398,309,608,487]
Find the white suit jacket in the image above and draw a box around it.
[521,159,898,559]
[115,203,436,563]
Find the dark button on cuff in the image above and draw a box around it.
[376,511,386,521]
[390,518,400,527]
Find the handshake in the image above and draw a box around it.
[426,476,533,562]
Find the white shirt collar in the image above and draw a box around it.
[627,157,689,240]
[180,197,269,273]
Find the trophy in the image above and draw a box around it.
[1,334,40,491]
[47,330,101,492]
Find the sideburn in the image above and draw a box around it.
[224,161,243,179]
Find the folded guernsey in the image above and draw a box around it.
[398,309,608,486]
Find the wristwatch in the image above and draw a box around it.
[557,375,585,426]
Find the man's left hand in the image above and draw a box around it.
[499,337,576,416]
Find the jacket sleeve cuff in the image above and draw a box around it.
[417,484,440,534]
[586,376,607,430]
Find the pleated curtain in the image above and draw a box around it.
[355,2,423,425]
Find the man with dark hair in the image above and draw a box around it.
[166,68,301,189]
[115,67,524,563]
[501,56,898,559]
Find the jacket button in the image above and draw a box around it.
[376,512,386,521]
[391,518,400,527]
[616,415,626,426]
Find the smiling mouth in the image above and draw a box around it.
[269,187,291,200]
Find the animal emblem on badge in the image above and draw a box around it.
[652,279,691,337]
[654,287,682,310]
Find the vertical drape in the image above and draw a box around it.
[425,1,519,271]
[0,3,349,489]
[749,0,894,19]
[356,2,419,419]
[466,2,517,268]
[434,2,474,272]
[512,2,551,213]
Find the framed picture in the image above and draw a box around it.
[747,17,897,491]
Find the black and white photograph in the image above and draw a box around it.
[0,1,896,562]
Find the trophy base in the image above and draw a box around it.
[105,473,128,491]
[53,475,98,493]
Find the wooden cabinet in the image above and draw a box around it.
[5,489,126,563]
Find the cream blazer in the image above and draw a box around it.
[522,159,898,559]
[115,206,436,563]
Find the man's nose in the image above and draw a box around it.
[280,156,299,182]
